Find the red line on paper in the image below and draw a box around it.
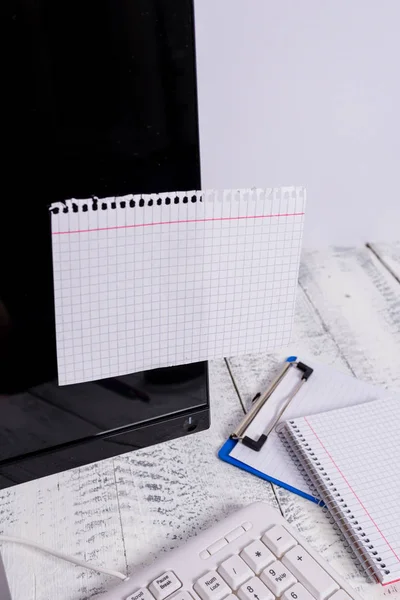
[383,577,400,586]
[52,212,305,235]
[304,415,400,582]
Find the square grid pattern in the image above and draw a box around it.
[51,188,306,385]
[290,398,400,584]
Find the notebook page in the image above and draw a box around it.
[286,398,400,585]
[230,357,387,497]
[50,188,305,385]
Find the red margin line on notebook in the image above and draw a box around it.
[52,211,305,235]
[304,416,400,586]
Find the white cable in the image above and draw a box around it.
[0,535,128,581]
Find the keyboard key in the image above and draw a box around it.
[149,572,182,600]
[225,526,245,543]
[282,547,339,600]
[218,555,253,589]
[282,583,316,600]
[330,592,353,600]
[207,538,228,555]
[262,525,297,558]
[242,522,252,531]
[200,550,210,560]
[194,571,232,600]
[126,588,154,600]
[260,560,296,596]
[170,592,195,600]
[237,576,274,600]
[240,540,275,574]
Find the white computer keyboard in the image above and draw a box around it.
[100,502,362,600]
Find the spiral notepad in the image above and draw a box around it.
[228,355,387,501]
[282,398,400,586]
[50,188,305,385]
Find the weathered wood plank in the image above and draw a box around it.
[300,246,400,389]
[227,246,400,599]
[367,241,400,283]
[0,459,128,600]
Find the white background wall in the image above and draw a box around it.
[194,0,400,246]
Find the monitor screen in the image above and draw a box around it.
[2,0,201,393]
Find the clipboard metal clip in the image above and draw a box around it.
[230,358,313,452]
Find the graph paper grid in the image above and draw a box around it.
[286,397,400,585]
[50,187,306,385]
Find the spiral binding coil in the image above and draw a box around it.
[49,194,201,215]
[277,425,323,506]
[277,426,368,577]
[278,423,390,583]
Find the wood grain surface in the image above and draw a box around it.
[368,242,400,282]
[1,245,399,600]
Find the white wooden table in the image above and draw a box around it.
[1,244,400,600]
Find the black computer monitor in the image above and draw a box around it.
[0,0,209,489]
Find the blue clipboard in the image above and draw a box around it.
[218,438,318,503]
[218,356,319,504]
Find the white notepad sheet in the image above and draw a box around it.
[50,188,305,385]
[230,356,389,497]
[286,398,400,585]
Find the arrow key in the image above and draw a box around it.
[237,576,274,600]
[260,560,296,596]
